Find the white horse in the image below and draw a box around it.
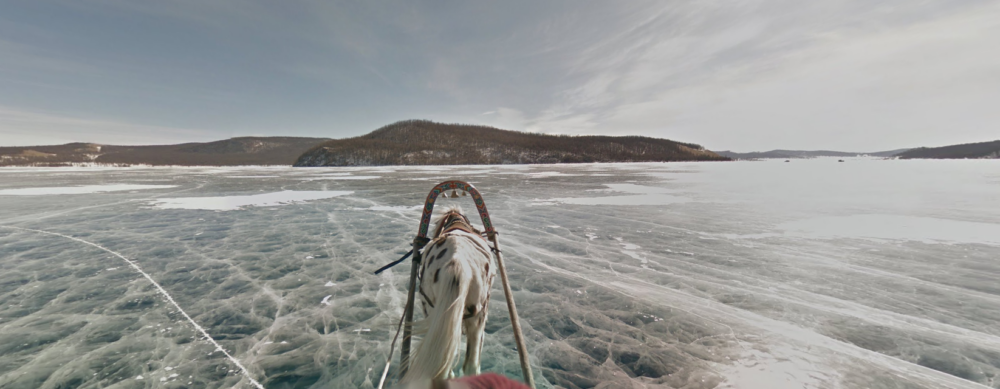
[399,207,497,383]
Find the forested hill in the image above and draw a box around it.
[294,120,727,166]
[0,137,330,166]
[896,140,1000,159]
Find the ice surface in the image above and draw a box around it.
[0,159,998,388]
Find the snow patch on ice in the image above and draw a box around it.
[779,214,1000,246]
[150,190,352,210]
[603,183,679,194]
[527,171,579,178]
[717,345,833,389]
[299,175,380,181]
[355,205,422,212]
[446,170,493,176]
[535,183,689,206]
[615,237,648,267]
[0,184,177,196]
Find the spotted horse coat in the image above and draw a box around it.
[403,208,497,381]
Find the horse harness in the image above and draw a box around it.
[373,212,491,275]
[439,213,478,236]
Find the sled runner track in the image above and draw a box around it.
[0,225,265,389]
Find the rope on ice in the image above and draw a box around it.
[0,225,266,389]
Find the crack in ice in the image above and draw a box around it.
[0,225,265,389]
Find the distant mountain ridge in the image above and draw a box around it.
[13,125,991,167]
[896,140,1000,159]
[714,148,911,160]
[0,137,330,166]
[293,120,727,166]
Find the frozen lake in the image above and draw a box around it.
[1,159,998,388]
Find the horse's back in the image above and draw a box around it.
[419,231,494,311]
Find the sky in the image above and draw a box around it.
[0,1,997,151]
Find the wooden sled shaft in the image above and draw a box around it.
[399,247,422,376]
[491,233,535,388]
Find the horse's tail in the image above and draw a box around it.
[400,262,471,383]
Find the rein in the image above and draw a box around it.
[373,249,414,275]
[374,213,482,275]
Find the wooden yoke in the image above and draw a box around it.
[415,181,495,239]
[399,181,535,388]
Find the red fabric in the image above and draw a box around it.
[450,373,530,389]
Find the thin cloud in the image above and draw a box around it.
[0,1,996,150]
[0,106,215,146]
[525,1,1000,150]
